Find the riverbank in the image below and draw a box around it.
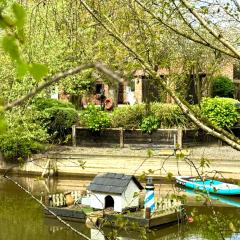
[1,145,240,180]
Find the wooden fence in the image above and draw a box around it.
[72,126,240,148]
[72,126,183,149]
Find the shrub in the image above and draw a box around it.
[140,115,160,133]
[201,97,239,128]
[150,103,190,128]
[0,108,48,161]
[34,98,75,110]
[111,104,147,129]
[110,103,192,129]
[41,106,79,141]
[212,76,234,98]
[33,98,79,142]
[0,128,45,161]
[79,104,110,131]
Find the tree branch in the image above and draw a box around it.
[180,0,240,59]
[4,62,123,111]
[79,0,240,151]
[135,0,237,59]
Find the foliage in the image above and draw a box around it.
[201,97,239,128]
[36,99,79,142]
[33,98,75,110]
[61,69,96,96]
[42,107,78,140]
[79,104,110,131]
[110,103,191,129]
[140,115,159,133]
[110,104,147,129]
[0,107,7,134]
[212,76,234,98]
[0,2,48,80]
[0,128,44,161]
[150,103,191,128]
[0,108,48,161]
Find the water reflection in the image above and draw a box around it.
[0,176,240,240]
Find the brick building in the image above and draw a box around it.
[58,61,240,106]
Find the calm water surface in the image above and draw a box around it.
[0,176,240,240]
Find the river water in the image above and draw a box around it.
[0,176,240,240]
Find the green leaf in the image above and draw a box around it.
[12,3,26,29]
[29,63,48,81]
[2,35,20,61]
[16,61,28,78]
[0,107,7,134]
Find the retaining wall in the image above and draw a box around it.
[72,126,240,148]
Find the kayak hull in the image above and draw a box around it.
[176,176,240,195]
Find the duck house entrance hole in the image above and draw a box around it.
[105,195,114,209]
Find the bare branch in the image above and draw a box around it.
[180,0,240,59]
[233,0,240,12]
[135,0,237,59]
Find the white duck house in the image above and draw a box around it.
[87,173,143,213]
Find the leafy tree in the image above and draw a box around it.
[0,0,240,152]
[212,76,234,98]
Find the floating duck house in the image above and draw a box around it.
[87,173,143,212]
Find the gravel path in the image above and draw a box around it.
[53,145,240,161]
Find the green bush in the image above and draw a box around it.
[41,106,79,141]
[33,98,79,142]
[110,103,190,129]
[212,76,234,98]
[0,108,48,161]
[140,115,160,133]
[201,97,239,128]
[79,104,110,131]
[33,98,75,110]
[0,128,45,161]
[150,103,190,128]
[110,104,147,129]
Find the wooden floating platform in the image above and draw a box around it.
[104,210,183,228]
[44,206,184,229]
[45,207,86,223]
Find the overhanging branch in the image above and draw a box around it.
[79,0,240,151]
[135,0,237,59]
[180,0,240,59]
[4,62,123,111]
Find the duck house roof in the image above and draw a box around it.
[87,173,143,195]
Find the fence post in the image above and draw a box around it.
[72,125,77,147]
[119,128,124,148]
[177,127,183,149]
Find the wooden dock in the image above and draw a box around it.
[44,205,184,229]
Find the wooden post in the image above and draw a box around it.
[145,207,151,219]
[177,127,183,149]
[41,159,50,178]
[72,125,77,147]
[119,127,124,148]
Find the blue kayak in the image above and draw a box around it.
[175,176,240,195]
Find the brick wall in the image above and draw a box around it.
[134,77,143,103]
[219,61,234,80]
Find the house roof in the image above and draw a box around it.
[87,173,143,195]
